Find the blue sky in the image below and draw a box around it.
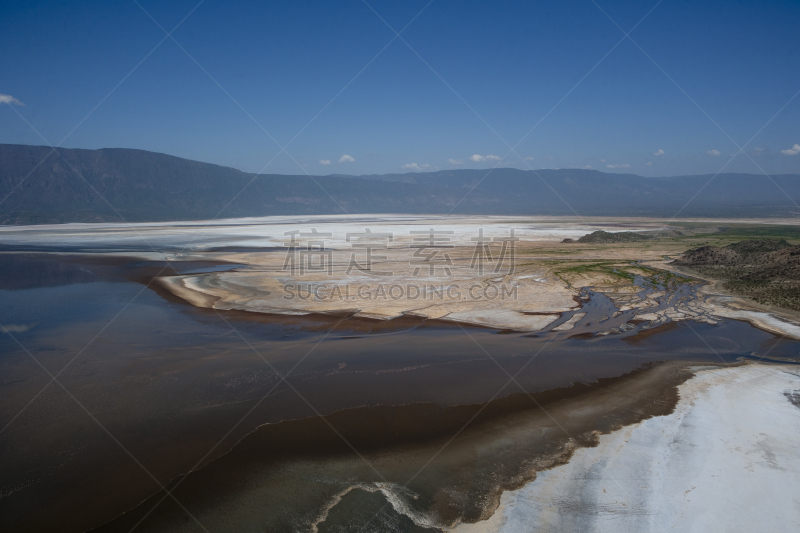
[1,0,799,176]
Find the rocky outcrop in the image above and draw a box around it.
[675,239,800,310]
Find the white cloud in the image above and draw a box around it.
[781,144,800,156]
[338,154,355,163]
[447,158,464,165]
[0,94,24,106]
[403,163,436,172]
[606,163,631,169]
[645,161,653,166]
[653,149,665,156]
[524,156,534,161]
[600,159,606,163]
[319,159,331,165]
[470,154,501,162]
[706,149,721,156]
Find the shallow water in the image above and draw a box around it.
[0,253,797,532]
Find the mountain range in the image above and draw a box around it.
[1,144,799,225]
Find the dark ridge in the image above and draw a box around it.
[576,230,652,243]
[674,238,793,267]
[2,144,800,224]
[564,229,685,244]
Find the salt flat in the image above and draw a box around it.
[4,214,800,336]
[449,363,800,533]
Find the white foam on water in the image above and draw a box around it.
[311,481,444,533]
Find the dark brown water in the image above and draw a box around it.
[1,253,798,532]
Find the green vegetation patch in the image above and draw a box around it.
[552,260,638,287]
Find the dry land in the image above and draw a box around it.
[3,215,800,336]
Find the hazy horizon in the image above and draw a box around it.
[6,141,800,179]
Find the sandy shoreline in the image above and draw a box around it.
[4,214,800,339]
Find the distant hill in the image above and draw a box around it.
[573,230,653,243]
[562,229,685,243]
[1,144,800,224]
[675,239,794,266]
[675,239,800,310]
